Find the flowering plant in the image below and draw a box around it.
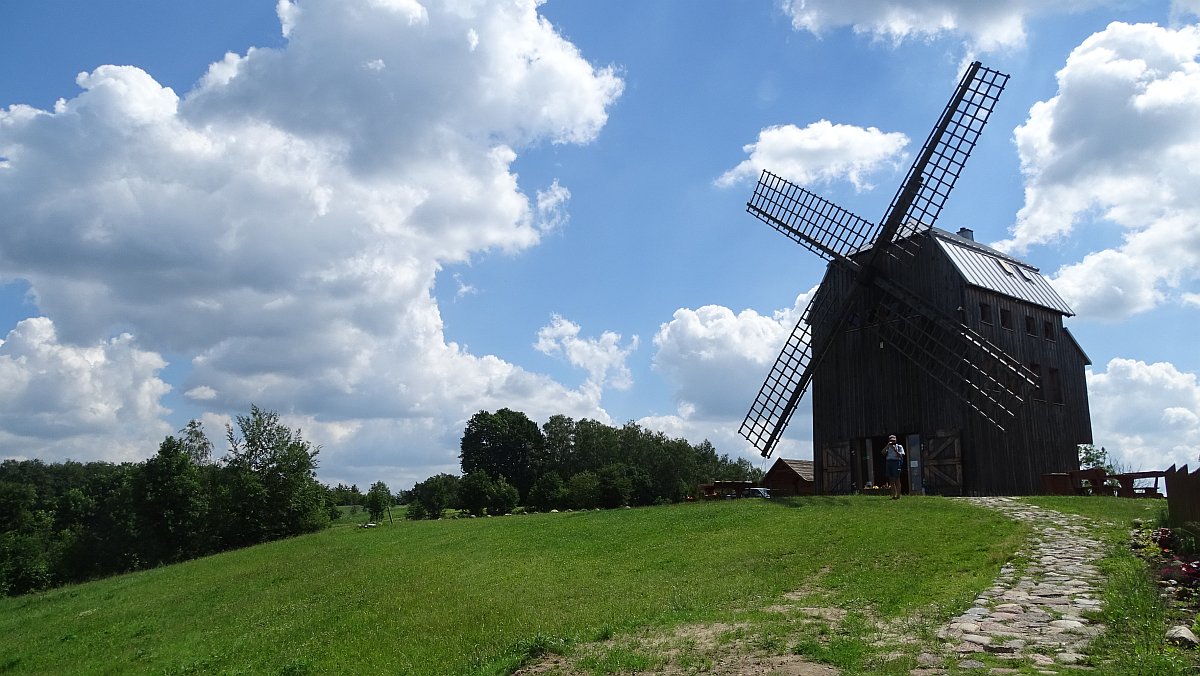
[1159,555,1200,586]
[1151,527,1177,550]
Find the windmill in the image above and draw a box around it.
[739,62,1037,461]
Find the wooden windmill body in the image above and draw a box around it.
[738,63,1093,496]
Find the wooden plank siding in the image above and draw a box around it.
[810,230,1092,496]
[762,458,816,496]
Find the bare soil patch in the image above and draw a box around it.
[513,590,848,675]
[512,617,840,675]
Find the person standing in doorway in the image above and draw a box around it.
[883,435,906,500]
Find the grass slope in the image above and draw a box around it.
[1,496,1027,675]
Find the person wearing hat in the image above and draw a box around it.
[882,435,906,499]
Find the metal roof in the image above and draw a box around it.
[931,228,1075,316]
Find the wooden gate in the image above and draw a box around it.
[922,435,963,495]
[822,442,853,494]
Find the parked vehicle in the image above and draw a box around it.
[697,481,770,500]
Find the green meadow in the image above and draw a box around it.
[0,496,1173,675]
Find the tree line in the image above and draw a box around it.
[403,408,762,519]
[1,405,757,595]
[0,406,331,596]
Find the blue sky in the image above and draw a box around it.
[2,0,1199,490]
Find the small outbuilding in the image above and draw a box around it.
[762,458,816,497]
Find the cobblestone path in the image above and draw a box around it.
[916,496,1110,674]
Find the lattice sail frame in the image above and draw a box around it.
[739,278,845,457]
[739,62,1018,459]
[880,62,1008,254]
[747,172,880,261]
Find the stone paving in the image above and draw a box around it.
[913,497,1110,674]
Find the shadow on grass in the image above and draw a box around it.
[772,496,853,509]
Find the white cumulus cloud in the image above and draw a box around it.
[716,120,908,190]
[1174,0,1200,22]
[781,0,1118,52]
[1000,21,1200,320]
[0,0,624,483]
[642,292,815,461]
[535,315,638,393]
[1087,357,1200,473]
[0,317,171,461]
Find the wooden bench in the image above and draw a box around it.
[1069,467,1112,496]
[1112,471,1165,498]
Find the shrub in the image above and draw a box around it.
[486,478,519,516]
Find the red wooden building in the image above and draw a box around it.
[761,458,816,497]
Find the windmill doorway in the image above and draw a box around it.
[862,434,912,495]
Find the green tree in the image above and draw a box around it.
[364,481,391,522]
[596,464,632,509]
[135,436,209,565]
[570,419,619,476]
[0,481,53,595]
[406,474,459,520]
[731,457,765,483]
[486,476,519,516]
[567,471,600,510]
[70,463,141,581]
[541,414,576,476]
[321,486,342,522]
[460,409,544,500]
[0,514,54,596]
[457,472,494,517]
[1078,444,1118,473]
[179,419,214,465]
[652,438,698,503]
[0,481,36,533]
[330,483,361,506]
[527,473,567,512]
[221,405,329,544]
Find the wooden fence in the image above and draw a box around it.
[1165,465,1200,525]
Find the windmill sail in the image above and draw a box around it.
[874,62,1009,255]
[746,171,878,262]
[738,274,850,458]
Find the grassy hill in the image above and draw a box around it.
[0,496,1164,674]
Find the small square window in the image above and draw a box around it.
[1025,315,1037,335]
[999,308,1013,330]
[996,259,1015,276]
[1043,320,1056,341]
[979,302,993,325]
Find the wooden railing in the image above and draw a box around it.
[1041,468,1165,498]
[1165,465,1200,525]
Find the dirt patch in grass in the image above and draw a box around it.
[513,571,945,675]
[513,598,845,675]
[691,652,840,675]
[515,650,837,676]
[513,619,840,675]
[791,607,847,623]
